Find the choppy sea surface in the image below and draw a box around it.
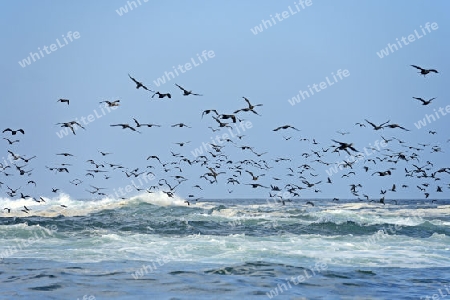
[1,193,449,300]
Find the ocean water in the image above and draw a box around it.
[1,193,449,300]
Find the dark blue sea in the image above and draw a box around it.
[1,194,449,299]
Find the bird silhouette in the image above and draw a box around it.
[273,125,300,131]
[57,99,70,105]
[365,119,390,130]
[110,124,141,133]
[3,128,25,135]
[133,118,161,128]
[152,92,171,99]
[413,97,435,105]
[128,74,153,91]
[411,65,438,77]
[175,83,202,96]
[99,100,120,107]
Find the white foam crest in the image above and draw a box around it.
[0,191,190,217]
[2,229,448,268]
[129,191,187,207]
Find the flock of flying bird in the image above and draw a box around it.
[1,64,448,214]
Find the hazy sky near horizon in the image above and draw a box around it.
[1,1,449,201]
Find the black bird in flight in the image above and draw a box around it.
[273,125,300,131]
[372,170,392,176]
[202,109,219,118]
[56,121,85,135]
[331,140,358,155]
[128,74,153,91]
[336,130,350,135]
[219,114,238,123]
[235,97,263,115]
[410,65,438,77]
[208,126,220,132]
[413,97,435,106]
[243,97,262,110]
[110,124,141,133]
[147,155,162,164]
[174,141,191,147]
[56,152,74,157]
[212,116,231,128]
[171,123,191,128]
[3,138,19,144]
[57,99,70,105]
[365,119,390,130]
[385,123,410,131]
[175,83,202,96]
[3,128,25,135]
[152,92,172,99]
[133,118,161,128]
[99,151,112,156]
[245,183,268,189]
[99,100,120,107]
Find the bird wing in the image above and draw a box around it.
[175,84,186,92]
[128,73,139,84]
[331,139,344,145]
[364,119,377,128]
[380,120,390,127]
[243,97,251,107]
[141,85,153,92]
[413,97,426,104]
[410,65,422,70]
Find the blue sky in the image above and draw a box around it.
[1,1,449,201]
